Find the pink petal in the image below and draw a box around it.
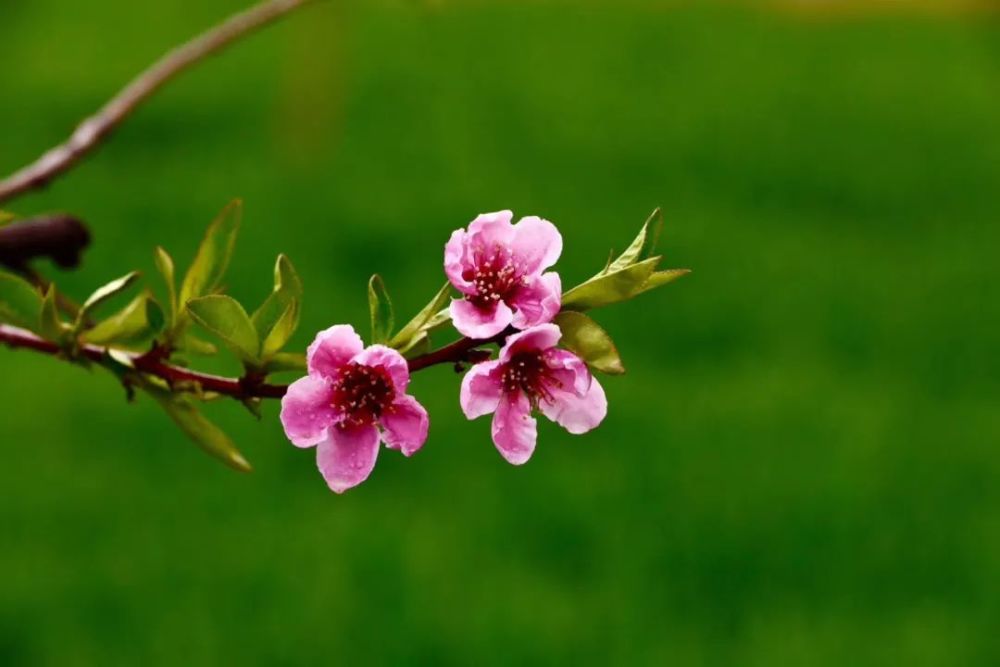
[460,360,503,419]
[380,395,429,457]
[280,375,337,448]
[450,298,514,339]
[545,348,592,397]
[499,323,562,363]
[510,215,563,275]
[491,392,537,465]
[444,228,476,295]
[538,376,608,435]
[467,210,514,248]
[316,423,380,493]
[307,324,364,379]
[510,272,562,329]
[351,344,410,393]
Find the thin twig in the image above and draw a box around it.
[0,0,314,204]
[0,323,502,401]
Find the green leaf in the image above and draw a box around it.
[83,292,159,346]
[145,297,166,334]
[262,352,307,374]
[260,299,298,359]
[179,199,242,306]
[604,208,662,275]
[635,268,691,296]
[0,270,43,330]
[74,271,140,332]
[0,211,16,226]
[39,285,66,343]
[554,311,625,375]
[367,274,394,344]
[562,210,686,312]
[396,306,453,356]
[174,332,218,356]
[562,257,660,311]
[389,282,452,352]
[143,383,251,472]
[241,397,263,420]
[400,332,432,359]
[154,246,177,325]
[251,255,303,357]
[186,295,259,364]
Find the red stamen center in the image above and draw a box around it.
[463,243,526,309]
[501,351,562,404]
[331,363,395,427]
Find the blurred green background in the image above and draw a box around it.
[2,0,999,664]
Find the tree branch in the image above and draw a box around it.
[0,323,505,401]
[0,0,314,204]
[0,215,91,271]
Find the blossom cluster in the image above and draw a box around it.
[280,211,607,493]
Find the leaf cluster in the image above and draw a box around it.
[0,200,306,472]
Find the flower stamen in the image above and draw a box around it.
[331,363,396,427]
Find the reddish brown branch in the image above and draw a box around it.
[0,323,504,401]
[0,0,314,204]
[0,215,91,271]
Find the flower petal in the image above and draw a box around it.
[467,210,514,248]
[460,360,503,419]
[510,272,561,329]
[450,298,514,339]
[280,375,336,448]
[511,215,563,275]
[316,423,380,493]
[491,392,537,465]
[351,344,410,393]
[545,348,592,397]
[380,395,429,457]
[307,324,364,379]
[538,376,608,435]
[444,227,476,295]
[499,323,562,362]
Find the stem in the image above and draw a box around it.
[0,0,314,204]
[0,323,504,401]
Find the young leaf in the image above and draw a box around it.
[399,332,432,358]
[259,299,298,359]
[83,292,159,346]
[186,295,259,364]
[75,271,140,332]
[262,352,307,374]
[389,282,451,352]
[604,208,662,275]
[241,397,263,420]
[143,383,251,472]
[396,306,453,356]
[562,257,660,311]
[635,268,691,296]
[39,285,66,343]
[174,332,218,356]
[179,199,242,305]
[367,274,394,344]
[251,254,303,355]
[554,311,625,375]
[154,246,177,324]
[0,270,43,330]
[145,297,166,334]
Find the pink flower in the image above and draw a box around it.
[459,323,607,465]
[445,210,563,339]
[280,325,429,493]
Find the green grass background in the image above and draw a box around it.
[2,0,999,664]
